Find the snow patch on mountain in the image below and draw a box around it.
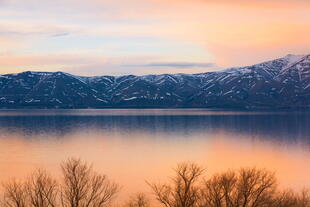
[0,54,309,109]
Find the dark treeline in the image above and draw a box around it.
[1,158,309,207]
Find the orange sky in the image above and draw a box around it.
[0,0,309,75]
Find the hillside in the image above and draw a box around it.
[0,54,309,109]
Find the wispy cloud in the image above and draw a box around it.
[0,0,309,75]
[0,53,219,76]
[52,32,70,37]
[0,21,79,37]
[124,62,215,68]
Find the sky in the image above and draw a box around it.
[0,0,309,76]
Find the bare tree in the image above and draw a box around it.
[2,179,28,207]
[1,158,119,207]
[60,158,119,207]
[272,190,299,207]
[148,162,204,207]
[199,172,235,207]
[124,193,150,207]
[298,189,310,207]
[200,168,278,207]
[25,169,58,207]
[236,168,276,207]
[273,189,310,207]
[1,160,309,207]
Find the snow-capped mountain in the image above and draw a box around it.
[0,54,310,109]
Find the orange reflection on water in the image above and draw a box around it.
[0,128,309,203]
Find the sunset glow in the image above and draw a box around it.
[1,127,309,202]
[1,0,309,75]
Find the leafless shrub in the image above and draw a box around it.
[1,160,309,207]
[2,179,28,207]
[200,168,277,207]
[60,158,119,207]
[1,158,119,207]
[25,169,58,207]
[148,162,204,207]
[273,189,310,207]
[272,189,299,207]
[298,189,310,207]
[124,193,150,207]
[149,164,310,207]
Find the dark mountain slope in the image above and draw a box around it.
[0,54,309,109]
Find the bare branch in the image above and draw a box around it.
[60,158,119,207]
[25,169,58,207]
[149,162,204,207]
[124,193,150,207]
[2,179,28,207]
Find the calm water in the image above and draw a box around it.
[0,109,309,202]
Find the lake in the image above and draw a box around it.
[0,109,309,203]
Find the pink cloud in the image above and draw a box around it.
[0,0,309,74]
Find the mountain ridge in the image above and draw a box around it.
[0,54,310,109]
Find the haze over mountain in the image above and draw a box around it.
[0,54,309,109]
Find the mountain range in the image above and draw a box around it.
[0,54,310,109]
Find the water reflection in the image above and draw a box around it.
[0,109,309,201]
[0,110,309,144]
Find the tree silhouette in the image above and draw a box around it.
[1,158,119,207]
[200,168,276,207]
[149,163,310,207]
[124,193,150,207]
[1,160,309,207]
[60,158,119,207]
[148,162,204,207]
[2,179,27,207]
[25,169,58,207]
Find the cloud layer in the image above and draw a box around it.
[0,0,309,75]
